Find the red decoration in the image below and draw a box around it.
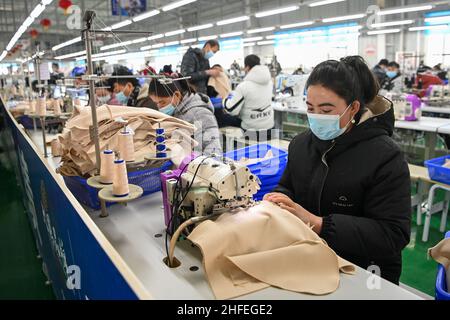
[40,18,52,31]
[58,0,72,15]
[29,29,39,39]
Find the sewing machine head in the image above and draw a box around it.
[165,156,260,222]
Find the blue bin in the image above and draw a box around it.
[63,161,172,210]
[210,97,223,109]
[435,231,450,300]
[424,155,450,185]
[224,144,288,200]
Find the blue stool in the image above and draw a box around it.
[435,231,450,300]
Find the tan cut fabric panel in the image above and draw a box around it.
[429,238,450,293]
[188,201,356,300]
[208,72,232,99]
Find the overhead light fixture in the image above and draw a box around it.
[110,19,132,30]
[220,31,244,38]
[151,43,165,48]
[243,42,255,47]
[165,41,180,46]
[132,9,160,22]
[247,27,275,34]
[322,13,365,23]
[132,37,148,44]
[409,25,449,31]
[140,45,153,51]
[309,0,346,7]
[100,40,133,51]
[255,6,299,18]
[198,35,218,41]
[367,28,401,35]
[243,36,263,42]
[257,40,275,46]
[424,16,450,24]
[217,16,249,26]
[377,5,433,16]
[280,21,314,29]
[76,49,127,61]
[371,20,414,28]
[147,33,164,41]
[30,4,46,19]
[23,16,35,28]
[187,23,214,32]
[55,50,87,60]
[52,37,82,51]
[180,38,197,44]
[162,0,197,11]
[165,29,186,37]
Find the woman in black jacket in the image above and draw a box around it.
[264,56,411,284]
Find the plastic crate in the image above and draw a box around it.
[17,115,35,129]
[63,161,172,210]
[435,231,450,300]
[424,155,450,185]
[224,144,288,200]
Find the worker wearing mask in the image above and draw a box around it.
[181,40,221,94]
[371,59,389,86]
[381,61,402,94]
[148,75,222,155]
[223,54,274,140]
[264,56,411,285]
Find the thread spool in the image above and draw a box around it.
[118,130,135,162]
[37,97,46,117]
[29,99,36,113]
[100,150,114,184]
[51,139,62,157]
[113,159,129,197]
[52,99,61,116]
[156,128,167,158]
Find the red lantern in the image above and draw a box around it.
[29,29,39,39]
[58,0,72,15]
[40,18,52,31]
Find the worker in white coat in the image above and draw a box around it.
[223,54,275,140]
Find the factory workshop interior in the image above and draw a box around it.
[1,0,450,305]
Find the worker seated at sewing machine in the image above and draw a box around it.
[264,56,411,285]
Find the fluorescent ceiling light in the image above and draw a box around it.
[280,21,314,29]
[52,37,82,51]
[76,49,127,61]
[132,9,160,22]
[378,5,433,16]
[309,0,346,7]
[367,28,400,35]
[243,36,263,42]
[23,16,35,28]
[165,41,180,46]
[322,13,365,23]
[147,34,164,41]
[42,0,54,5]
[100,40,133,51]
[217,16,249,26]
[371,20,414,28]
[165,29,186,37]
[30,4,45,18]
[151,43,165,48]
[247,27,275,34]
[110,19,132,30]
[180,38,197,44]
[243,42,255,47]
[257,40,275,46]
[198,35,217,41]
[55,50,87,60]
[424,16,450,24]
[255,6,299,18]
[162,0,197,11]
[132,37,148,44]
[187,23,214,32]
[409,25,449,31]
[140,45,153,51]
[220,31,244,38]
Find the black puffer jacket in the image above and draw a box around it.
[181,47,210,94]
[274,96,411,284]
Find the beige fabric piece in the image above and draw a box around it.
[188,201,356,300]
[57,105,196,177]
[208,72,232,99]
[429,238,450,292]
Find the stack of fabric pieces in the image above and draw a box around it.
[56,104,196,177]
[188,201,356,299]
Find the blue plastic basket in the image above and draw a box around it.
[435,231,450,300]
[63,161,172,210]
[424,155,450,185]
[224,144,288,200]
[17,115,35,130]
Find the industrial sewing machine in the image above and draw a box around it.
[274,74,309,109]
[425,85,450,106]
[386,92,422,121]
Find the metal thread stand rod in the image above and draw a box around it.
[35,45,48,158]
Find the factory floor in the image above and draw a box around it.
[0,153,447,299]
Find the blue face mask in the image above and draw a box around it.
[307,104,354,141]
[386,71,397,79]
[205,50,214,60]
[160,104,175,116]
[116,91,129,105]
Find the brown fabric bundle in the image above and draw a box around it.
[208,72,232,99]
[188,201,356,299]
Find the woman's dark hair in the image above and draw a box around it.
[107,65,139,89]
[148,73,193,98]
[388,61,400,69]
[306,56,379,124]
[244,54,260,70]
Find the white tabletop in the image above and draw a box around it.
[395,117,450,133]
[422,106,450,115]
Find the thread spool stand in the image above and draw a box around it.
[145,126,171,161]
[86,176,110,218]
[98,184,143,217]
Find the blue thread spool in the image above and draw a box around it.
[156,127,167,158]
